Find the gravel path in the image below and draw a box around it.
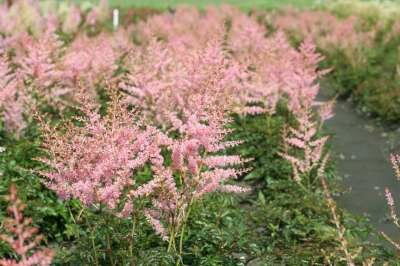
[319,87,400,241]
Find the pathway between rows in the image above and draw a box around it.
[319,88,400,240]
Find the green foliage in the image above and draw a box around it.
[0,93,396,264]
[229,104,292,186]
[249,178,394,264]
[272,5,400,124]
[320,17,400,123]
[1,2,400,264]
[0,80,392,265]
[0,123,73,257]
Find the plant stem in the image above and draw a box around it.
[129,212,136,264]
[85,208,99,266]
[91,228,99,266]
[179,205,192,257]
[266,114,272,136]
[107,233,114,265]
[177,198,195,265]
[167,226,176,254]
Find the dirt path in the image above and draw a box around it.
[319,87,400,240]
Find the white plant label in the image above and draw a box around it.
[113,9,119,30]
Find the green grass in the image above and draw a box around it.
[68,0,318,10]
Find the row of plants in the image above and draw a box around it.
[270,0,400,123]
[0,1,398,265]
[270,0,400,262]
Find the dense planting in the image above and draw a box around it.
[0,0,399,265]
[272,1,400,123]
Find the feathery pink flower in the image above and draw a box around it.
[17,28,62,89]
[381,154,400,250]
[85,0,109,27]
[390,154,400,180]
[0,185,54,266]
[279,108,329,185]
[62,5,82,34]
[134,114,249,241]
[39,93,164,216]
[274,9,375,51]
[314,100,336,122]
[0,55,27,136]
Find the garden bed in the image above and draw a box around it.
[0,1,399,265]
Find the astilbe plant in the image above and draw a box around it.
[120,37,247,131]
[61,4,82,34]
[279,108,329,189]
[38,85,249,259]
[17,32,127,110]
[118,16,251,256]
[227,10,329,115]
[0,185,54,266]
[314,99,336,125]
[227,10,280,115]
[0,0,43,37]
[0,55,27,136]
[120,40,249,255]
[38,91,164,216]
[276,36,329,112]
[318,155,357,266]
[274,9,375,52]
[135,6,227,51]
[381,153,400,250]
[18,28,62,90]
[132,6,329,117]
[85,0,109,27]
[134,112,249,256]
[273,9,376,67]
[58,34,123,99]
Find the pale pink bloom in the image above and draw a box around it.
[136,6,226,51]
[274,9,375,51]
[119,37,250,237]
[86,9,99,26]
[138,115,248,239]
[0,185,54,266]
[62,5,82,33]
[120,38,245,131]
[0,0,43,36]
[18,31,61,88]
[385,188,395,207]
[279,108,329,184]
[390,154,400,180]
[0,55,27,136]
[274,9,376,67]
[39,94,163,216]
[384,187,400,231]
[59,34,121,93]
[85,0,109,26]
[381,155,400,249]
[228,11,328,114]
[144,209,168,241]
[314,100,335,122]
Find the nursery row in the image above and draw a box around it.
[270,0,400,124]
[0,0,399,265]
